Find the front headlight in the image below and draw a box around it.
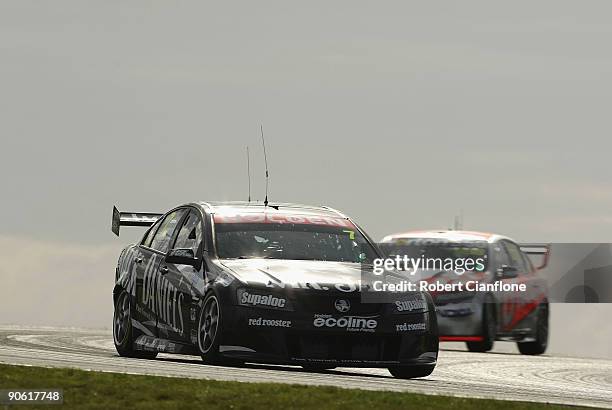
[437,302,474,317]
[236,288,294,311]
[215,270,235,287]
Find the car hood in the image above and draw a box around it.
[219,259,364,291]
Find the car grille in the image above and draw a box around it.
[287,333,400,362]
[295,295,382,315]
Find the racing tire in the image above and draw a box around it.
[466,296,496,353]
[113,290,158,359]
[197,293,223,364]
[517,302,548,355]
[388,364,435,379]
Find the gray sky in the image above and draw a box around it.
[1,1,611,358]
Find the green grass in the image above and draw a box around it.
[0,364,590,410]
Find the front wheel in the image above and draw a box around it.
[198,293,222,363]
[388,364,435,379]
[113,290,157,359]
[517,302,548,355]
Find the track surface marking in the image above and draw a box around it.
[0,326,610,408]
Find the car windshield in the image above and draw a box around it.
[381,239,489,270]
[215,222,379,263]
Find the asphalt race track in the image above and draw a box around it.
[0,326,611,408]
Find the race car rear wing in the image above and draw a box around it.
[519,243,550,271]
[112,206,162,236]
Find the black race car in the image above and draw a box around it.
[112,202,438,378]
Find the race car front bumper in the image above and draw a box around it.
[218,305,438,367]
[436,300,483,337]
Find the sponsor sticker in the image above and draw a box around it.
[313,314,378,332]
[395,298,426,312]
[214,213,352,228]
[395,322,427,332]
[334,299,351,313]
[248,317,292,328]
[239,290,287,309]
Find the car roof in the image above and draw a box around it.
[191,201,348,219]
[381,230,514,244]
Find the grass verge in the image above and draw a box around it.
[0,363,590,409]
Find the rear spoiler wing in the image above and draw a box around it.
[112,206,162,236]
[519,243,550,270]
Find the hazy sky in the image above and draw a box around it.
[2,0,612,244]
[1,1,611,357]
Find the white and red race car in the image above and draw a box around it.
[380,230,550,355]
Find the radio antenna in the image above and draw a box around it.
[246,146,251,203]
[260,125,270,207]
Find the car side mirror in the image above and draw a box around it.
[497,265,519,279]
[166,248,199,268]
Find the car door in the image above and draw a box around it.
[131,216,165,339]
[518,250,547,330]
[157,208,205,346]
[499,240,531,332]
[490,241,513,332]
[140,208,187,342]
